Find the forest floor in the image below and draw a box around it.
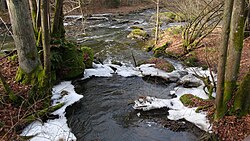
[156,27,250,141]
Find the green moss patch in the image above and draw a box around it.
[153,12,185,23]
[182,53,199,67]
[146,58,175,72]
[180,94,202,107]
[127,29,149,40]
[50,40,93,80]
[167,26,184,35]
[180,94,213,112]
[80,46,94,68]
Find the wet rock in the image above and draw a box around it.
[130,25,144,30]
[142,75,178,85]
[177,74,202,88]
[111,60,122,66]
[138,107,169,117]
[146,58,175,73]
[177,71,189,78]
[133,96,172,111]
[127,29,149,40]
[87,16,109,21]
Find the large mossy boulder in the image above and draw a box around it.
[127,29,149,40]
[60,46,85,80]
[50,40,88,80]
[80,46,94,68]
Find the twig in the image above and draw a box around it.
[0,17,13,37]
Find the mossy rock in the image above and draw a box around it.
[60,47,85,80]
[182,53,199,67]
[152,12,185,23]
[127,29,149,40]
[147,58,175,72]
[180,94,202,107]
[143,39,155,52]
[50,40,92,80]
[80,46,94,68]
[130,26,144,30]
[153,42,170,57]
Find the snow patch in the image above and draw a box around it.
[21,81,83,141]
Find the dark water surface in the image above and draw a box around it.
[66,76,198,141]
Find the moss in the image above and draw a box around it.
[130,26,144,30]
[180,94,202,107]
[7,54,18,61]
[60,47,85,80]
[49,39,89,80]
[132,29,147,37]
[143,39,155,52]
[16,65,44,86]
[80,46,94,68]
[147,58,175,72]
[128,29,148,40]
[180,94,194,106]
[158,12,185,23]
[167,26,183,35]
[24,103,65,123]
[233,72,250,116]
[153,42,170,57]
[183,53,199,67]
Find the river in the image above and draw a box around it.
[63,9,207,141]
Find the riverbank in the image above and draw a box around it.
[154,25,250,141]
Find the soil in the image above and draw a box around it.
[0,57,46,140]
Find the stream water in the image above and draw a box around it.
[64,9,203,141]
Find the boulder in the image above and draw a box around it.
[127,29,149,40]
[177,74,202,88]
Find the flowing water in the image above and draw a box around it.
[65,9,203,141]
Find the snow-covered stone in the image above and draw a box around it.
[177,74,202,88]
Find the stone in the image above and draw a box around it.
[177,74,202,88]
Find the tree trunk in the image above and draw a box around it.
[28,0,37,30]
[223,0,246,112]
[51,0,64,39]
[154,0,159,45]
[41,0,50,84]
[233,70,250,116]
[6,0,40,74]
[215,0,234,120]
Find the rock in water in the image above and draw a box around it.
[177,74,202,88]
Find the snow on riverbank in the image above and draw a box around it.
[21,82,83,141]
[22,62,214,140]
